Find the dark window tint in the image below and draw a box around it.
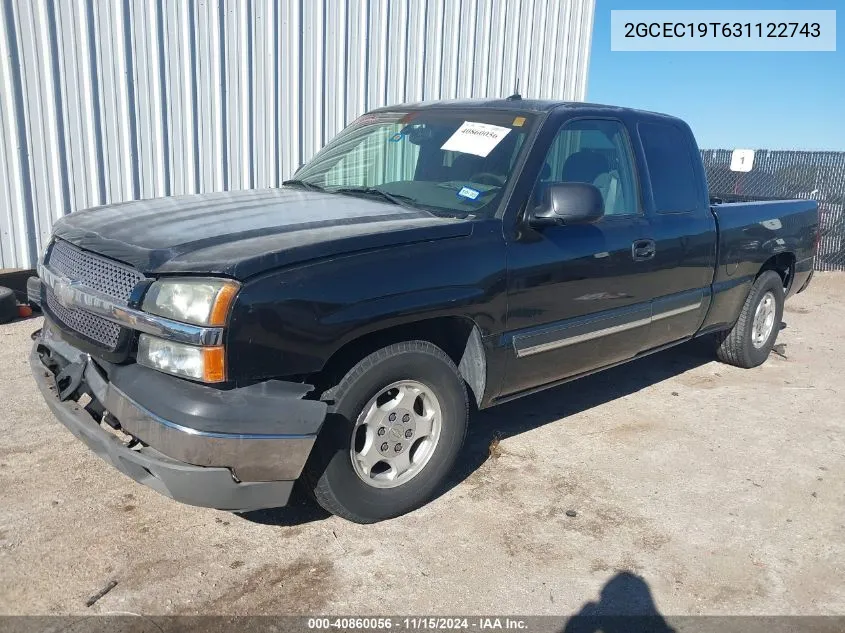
[639,122,700,212]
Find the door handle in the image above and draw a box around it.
[632,239,656,261]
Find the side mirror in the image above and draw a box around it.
[529,183,604,227]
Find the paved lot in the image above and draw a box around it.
[1,274,843,617]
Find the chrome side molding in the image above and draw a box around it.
[513,299,703,358]
[516,316,651,357]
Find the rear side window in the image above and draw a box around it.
[638,122,700,213]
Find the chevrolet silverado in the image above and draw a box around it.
[29,99,819,523]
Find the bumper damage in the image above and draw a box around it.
[30,319,327,512]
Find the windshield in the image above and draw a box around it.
[292,110,537,217]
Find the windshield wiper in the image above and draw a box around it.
[332,187,417,208]
[282,179,325,192]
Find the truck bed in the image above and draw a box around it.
[701,199,818,334]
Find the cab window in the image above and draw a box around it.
[638,121,700,213]
[532,119,639,216]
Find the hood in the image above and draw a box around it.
[52,188,473,278]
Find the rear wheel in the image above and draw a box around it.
[715,270,784,368]
[304,341,468,523]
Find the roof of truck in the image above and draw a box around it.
[369,98,684,122]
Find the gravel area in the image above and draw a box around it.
[1,273,843,616]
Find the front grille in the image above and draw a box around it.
[44,285,123,348]
[49,240,143,301]
[45,240,145,350]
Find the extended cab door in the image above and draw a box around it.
[634,119,717,349]
[499,116,658,397]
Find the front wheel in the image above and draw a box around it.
[304,341,469,523]
[715,270,785,368]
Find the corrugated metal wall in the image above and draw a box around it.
[0,0,595,268]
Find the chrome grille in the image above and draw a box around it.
[44,285,123,348]
[48,240,143,302]
[45,240,145,350]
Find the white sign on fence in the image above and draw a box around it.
[730,149,755,172]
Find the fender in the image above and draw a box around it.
[225,219,508,386]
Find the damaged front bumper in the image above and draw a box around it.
[30,318,327,512]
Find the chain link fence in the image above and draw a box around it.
[701,149,845,271]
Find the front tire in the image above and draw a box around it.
[715,270,785,368]
[304,341,468,523]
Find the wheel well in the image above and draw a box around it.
[757,253,795,290]
[309,316,486,406]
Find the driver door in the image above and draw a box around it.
[500,118,658,397]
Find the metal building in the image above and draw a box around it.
[0,0,595,269]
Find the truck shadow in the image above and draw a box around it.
[446,337,716,492]
[561,571,676,633]
[239,338,715,527]
[238,487,332,526]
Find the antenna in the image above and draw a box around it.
[507,78,522,101]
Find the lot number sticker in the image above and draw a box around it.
[730,149,755,172]
[441,121,511,157]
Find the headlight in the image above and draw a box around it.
[141,278,239,326]
[137,335,226,382]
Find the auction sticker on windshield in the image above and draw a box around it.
[441,121,511,157]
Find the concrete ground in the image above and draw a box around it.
[0,274,843,617]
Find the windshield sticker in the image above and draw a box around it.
[388,132,404,142]
[440,121,512,157]
[457,186,481,201]
[512,116,526,127]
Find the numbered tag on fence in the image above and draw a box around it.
[730,149,755,172]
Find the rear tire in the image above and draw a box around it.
[304,341,468,523]
[715,270,784,368]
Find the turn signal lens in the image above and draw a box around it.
[201,346,226,383]
[208,282,239,326]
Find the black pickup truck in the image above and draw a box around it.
[30,99,818,523]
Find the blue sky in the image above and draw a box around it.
[587,0,844,150]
